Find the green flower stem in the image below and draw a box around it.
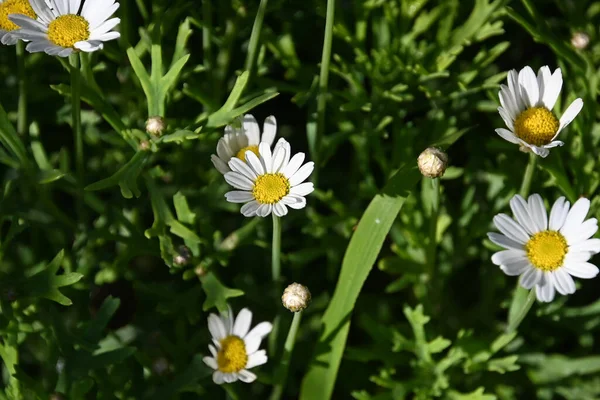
[16,41,27,136]
[313,0,336,185]
[270,311,302,400]
[202,0,213,101]
[244,0,268,82]
[427,178,441,275]
[507,152,539,331]
[269,214,282,356]
[70,53,84,221]
[506,288,536,333]
[519,152,537,197]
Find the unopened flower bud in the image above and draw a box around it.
[571,32,590,50]
[139,140,150,151]
[282,283,311,312]
[173,245,192,266]
[417,147,448,178]
[146,116,166,136]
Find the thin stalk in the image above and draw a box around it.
[313,0,336,185]
[244,0,268,82]
[519,152,537,197]
[70,53,84,221]
[16,41,27,136]
[269,312,302,400]
[427,178,440,275]
[202,0,214,103]
[506,289,536,333]
[269,214,282,356]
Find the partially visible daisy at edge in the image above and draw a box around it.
[203,307,272,384]
[0,0,36,45]
[496,65,583,157]
[211,114,277,175]
[488,193,600,302]
[224,138,314,217]
[9,0,120,57]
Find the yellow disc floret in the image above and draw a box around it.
[525,230,568,271]
[0,0,36,31]
[236,145,260,161]
[514,107,559,147]
[252,173,290,204]
[47,14,89,48]
[217,335,248,373]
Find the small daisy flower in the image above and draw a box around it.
[488,194,600,302]
[224,139,315,217]
[9,0,120,57]
[496,66,583,157]
[211,114,277,175]
[203,307,272,384]
[0,0,36,45]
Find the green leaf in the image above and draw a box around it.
[173,192,196,224]
[299,165,421,400]
[447,387,497,400]
[83,297,120,343]
[206,92,279,128]
[0,102,29,168]
[160,54,190,95]
[127,47,152,99]
[85,151,149,198]
[522,354,600,385]
[205,72,249,127]
[200,272,244,312]
[37,169,65,184]
[159,129,201,144]
[21,250,83,306]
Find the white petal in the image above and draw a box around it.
[233,308,252,337]
[259,142,273,173]
[246,151,266,176]
[261,116,277,146]
[564,262,599,279]
[69,0,81,13]
[213,371,225,384]
[495,128,519,144]
[499,86,518,119]
[256,204,272,217]
[225,191,254,203]
[223,373,237,383]
[488,232,524,250]
[209,344,217,357]
[535,272,555,302]
[203,356,217,370]
[224,171,254,190]
[500,260,531,276]
[510,195,538,235]
[238,369,257,383]
[285,195,307,210]
[529,145,550,158]
[246,350,268,369]
[569,238,600,254]
[542,68,563,110]
[544,140,564,149]
[242,114,260,145]
[28,0,54,23]
[520,268,542,289]
[563,218,597,245]
[273,138,291,172]
[548,196,570,231]
[558,98,583,132]
[229,157,258,180]
[211,155,230,174]
[25,39,53,52]
[290,182,314,196]
[552,269,576,295]
[527,194,548,232]
[519,66,539,108]
[87,31,119,42]
[493,214,530,244]
[282,152,305,178]
[271,143,286,173]
[241,200,260,217]
[289,162,314,186]
[217,138,234,160]
[85,1,119,30]
[498,107,514,130]
[507,69,526,111]
[244,322,273,354]
[536,66,551,107]
[208,314,226,341]
[491,249,527,266]
[273,202,288,217]
[560,197,590,237]
[8,14,48,32]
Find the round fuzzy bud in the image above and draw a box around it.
[139,140,151,151]
[282,283,311,312]
[173,246,192,266]
[146,116,166,136]
[571,32,590,50]
[417,147,448,178]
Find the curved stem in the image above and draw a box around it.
[519,152,537,197]
[506,288,536,333]
[16,41,27,137]
[244,0,268,82]
[269,214,282,356]
[270,311,302,400]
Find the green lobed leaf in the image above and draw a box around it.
[200,272,244,312]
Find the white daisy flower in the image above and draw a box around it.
[0,0,36,45]
[211,114,277,175]
[496,66,583,158]
[224,138,315,217]
[488,194,600,302]
[203,307,272,384]
[9,0,120,57]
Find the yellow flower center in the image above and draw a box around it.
[0,0,36,31]
[514,107,559,147]
[252,173,290,204]
[525,230,568,271]
[47,14,89,48]
[216,335,248,373]
[236,145,260,161]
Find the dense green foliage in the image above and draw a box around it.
[1,0,600,399]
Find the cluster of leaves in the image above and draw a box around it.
[1,0,600,399]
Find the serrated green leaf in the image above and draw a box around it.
[200,272,244,312]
